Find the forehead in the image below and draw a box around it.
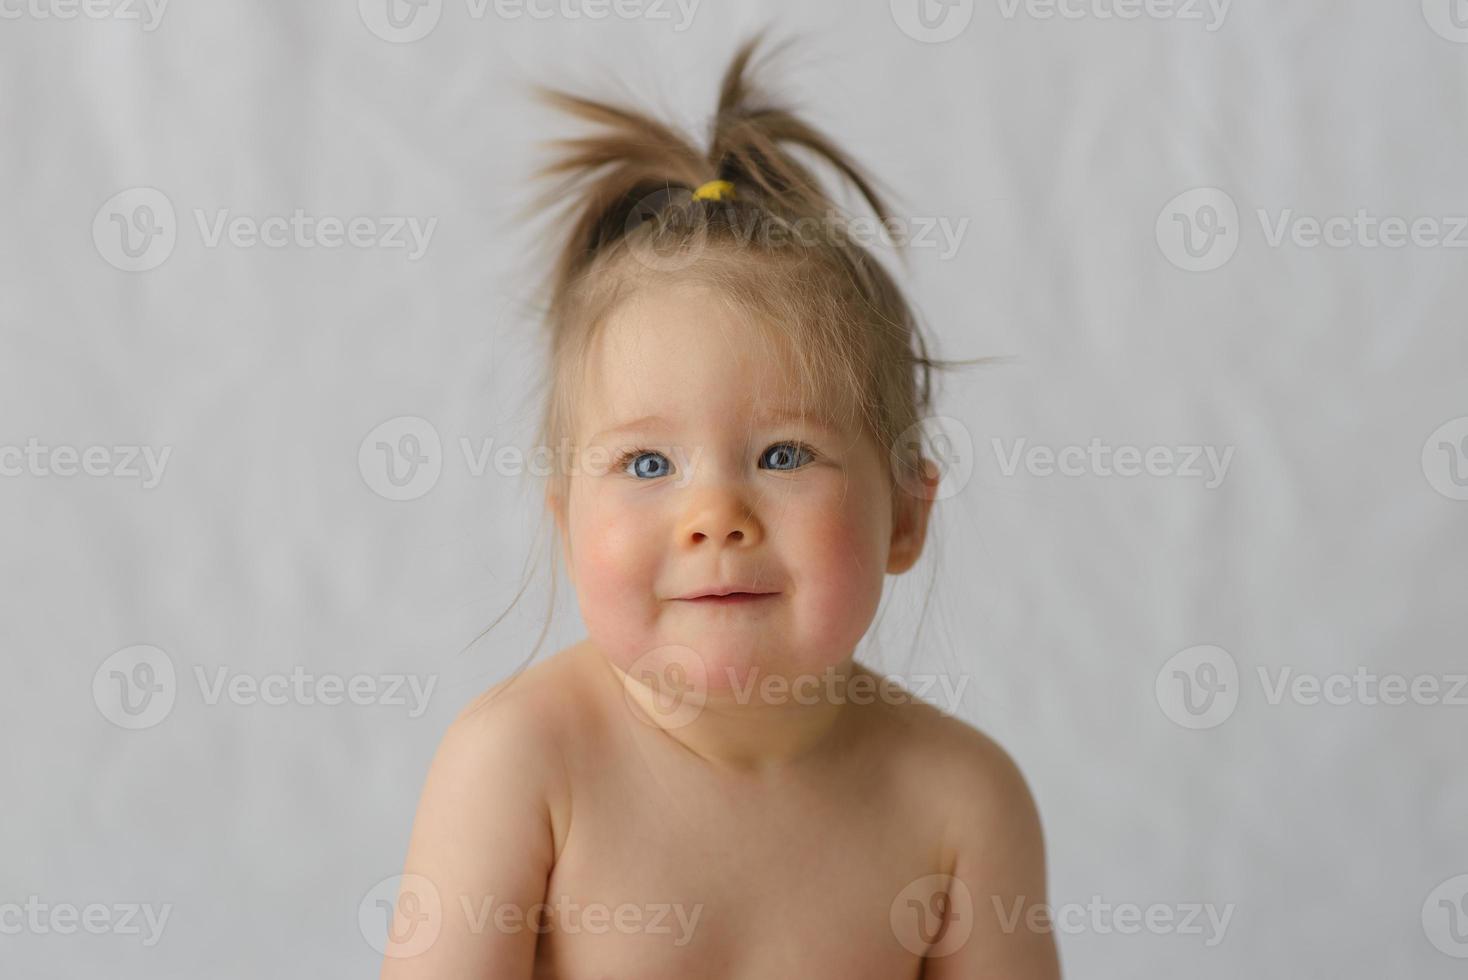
[578,280,846,433]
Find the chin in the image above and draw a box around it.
[676,632,856,699]
[588,612,858,700]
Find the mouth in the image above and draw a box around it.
[681,593,778,605]
[673,588,781,605]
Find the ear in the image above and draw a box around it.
[886,458,938,575]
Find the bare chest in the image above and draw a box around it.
[530,755,946,980]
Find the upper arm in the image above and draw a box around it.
[379,695,562,979]
[920,729,1061,980]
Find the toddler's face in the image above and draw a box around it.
[551,280,931,694]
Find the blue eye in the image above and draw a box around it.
[623,450,673,480]
[760,442,815,471]
[618,442,816,479]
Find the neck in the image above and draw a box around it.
[600,647,859,775]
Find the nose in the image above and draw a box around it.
[676,486,764,550]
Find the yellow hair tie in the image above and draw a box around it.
[691,179,735,202]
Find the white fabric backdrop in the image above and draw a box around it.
[2,1,1465,976]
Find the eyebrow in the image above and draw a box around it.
[590,407,843,442]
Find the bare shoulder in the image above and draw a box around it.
[862,669,1058,977]
[925,711,1041,848]
[434,641,610,847]
[853,663,1041,825]
[380,644,608,974]
[452,638,604,739]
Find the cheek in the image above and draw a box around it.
[567,492,663,665]
[781,485,891,663]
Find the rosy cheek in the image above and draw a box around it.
[569,500,660,662]
[788,507,887,665]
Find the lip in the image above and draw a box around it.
[672,587,781,603]
[678,593,779,605]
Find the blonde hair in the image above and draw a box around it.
[477,30,986,674]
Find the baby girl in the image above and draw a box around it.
[380,32,1060,980]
